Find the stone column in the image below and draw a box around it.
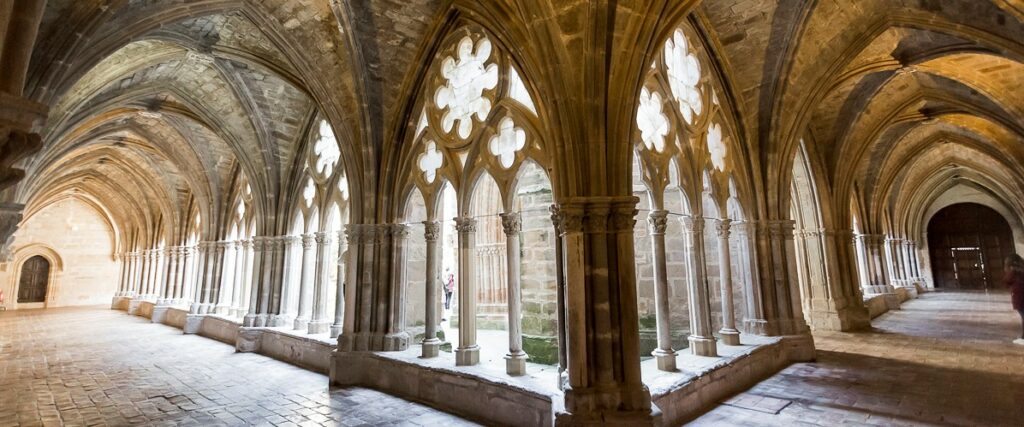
[243,238,265,326]
[864,234,899,309]
[309,231,334,334]
[294,233,316,330]
[646,210,677,371]
[553,198,651,424]
[214,241,235,314]
[230,240,247,317]
[163,248,178,304]
[180,247,195,304]
[715,219,741,345]
[421,221,442,357]
[501,212,528,375]
[257,238,278,326]
[454,216,479,366]
[550,206,569,390]
[124,252,136,297]
[115,253,127,297]
[139,250,150,299]
[909,241,921,280]
[733,221,766,334]
[238,240,254,316]
[173,248,185,303]
[330,230,348,338]
[275,236,299,322]
[680,215,717,357]
[386,225,411,344]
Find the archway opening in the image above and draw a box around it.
[927,203,1014,290]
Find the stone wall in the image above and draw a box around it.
[0,198,118,309]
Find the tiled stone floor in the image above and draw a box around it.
[0,307,476,426]
[692,290,1024,426]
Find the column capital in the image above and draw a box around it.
[390,223,410,239]
[679,214,704,234]
[715,218,732,238]
[500,212,522,236]
[454,216,477,233]
[301,233,316,248]
[646,210,669,235]
[423,220,441,242]
[554,196,638,235]
[314,231,333,245]
[281,235,300,246]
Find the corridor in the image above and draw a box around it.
[693,291,1024,426]
[0,307,475,426]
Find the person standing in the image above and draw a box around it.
[1003,254,1024,345]
[443,268,455,310]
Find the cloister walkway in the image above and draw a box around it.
[0,307,476,426]
[693,291,1024,426]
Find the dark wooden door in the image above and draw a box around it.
[928,203,1013,290]
[17,256,50,303]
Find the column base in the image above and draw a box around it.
[651,348,677,371]
[256,314,270,327]
[214,304,232,315]
[127,299,143,315]
[230,307,245,318]
[455,345,480,366]
[183,314,203,334]
[308,320,330,335]
[421,338,441,358]
[688,335,718,357]
[329,324,342,339]
[505,352,528,376]
[268,314,292,328]
[557,385,661,426]
[742,318,768,335]
[719,328,741,346]
[293,317,309,331]
[243,314,259,327]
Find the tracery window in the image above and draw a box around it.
[664,29,703,125]
[434,36,499,139]
[313,120,340,178]
[637,88,669,152]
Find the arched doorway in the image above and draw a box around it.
[928,203,1014,290]
[18,256,52,303]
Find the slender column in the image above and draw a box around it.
[203,242,222,313]
[139,250,151,298]
[125,253,137,296]
[909,241,921,279]
[180,247,195,303]
[238,241,254,316]
[213,241,234,314]
[190,244,206,312]
[258,238,280,326]
[454,216,480,366]
[243,238,265,326]
[294,233,316,330]
[903,241,916,282]
[309,231,334,334]
[173,248,186,303]
[647,210,677,370]
[550,206,569,390]
[680,215,717,357]
[330,230,348,338]
[386,225,411,344]
[273,237,297,321]
[115,253,127,296]
[501,212,528,375]
[230,240,247,317]
[733,221,766,334]
[421,221,442,357]
[716,219,741,345]
[163,248,178,304]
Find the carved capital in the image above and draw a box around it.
[301,233,316,248]
[423,220,441,241]
[647,210,669,235]
[715,218,732,238]
[679,215,704,235]
[391,223,410,240]
[454,216,477,233]
[500,212,522,236]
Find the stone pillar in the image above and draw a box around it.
[294,233,316,331]
[646,210,677,371]
[214,241,235,314]
[181,247,195,304]
[230,240,247,317]
[335,224,410,352]
[238,240,254,316]
[454,216,479,366]
[421,221,442,357]
[551,205,569,390]
[138,250,150,298]
[864,234,899,309]
[679,215,717,357]
[909,241,921,280]
[173,248,185,303]
[243,238,265,327]
[256,238,278,326]
[553,197,652,424]
[386,225,410,344]
[308,231,334,334]
[330,230,348,338]
[115,253,128,296]
[501,212,528,375]
[266,237,290,327]
[715,219,741,345]
[275,236,299,322]
[162,248,178,304]
[733,221,766,334]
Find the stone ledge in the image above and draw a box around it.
[331,348,562,426]
[646,334,812,425]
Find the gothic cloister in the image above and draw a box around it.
[0,1,1023,425]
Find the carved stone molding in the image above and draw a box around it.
[454,216,477,233]
[715,218,732,238]
[301,233,316,249]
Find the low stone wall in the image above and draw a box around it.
[198,315,240,345]
[110,296,130,310]
[162,307,188,329]
[865,294,891,319]
[257,330,335,374]
[331,351,559,426]
[136,301,155,319]
[650,334,814,425]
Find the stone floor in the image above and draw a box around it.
[0,307,476,426]
[692,290,1024,426]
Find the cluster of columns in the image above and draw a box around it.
[115,247,198,306]
[646,211,742,371]
[854,233,923,302]
[886,237,923,289]
[281,231,347,337]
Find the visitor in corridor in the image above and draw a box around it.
[1003,254,1024,345]
[443,268,455,311]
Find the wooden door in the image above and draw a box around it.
[928,203,1013,290]
[17,256,50,303]
[951,248,986,290]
